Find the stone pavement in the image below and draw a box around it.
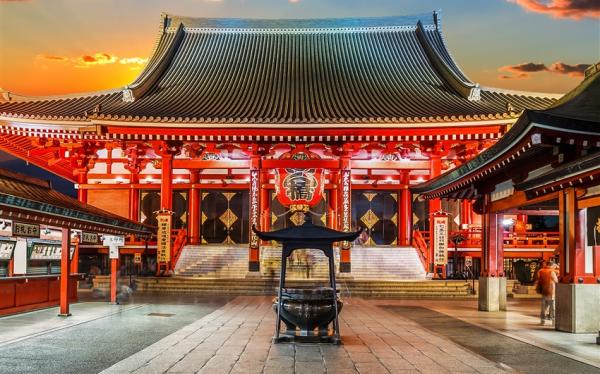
[101,296,511,374]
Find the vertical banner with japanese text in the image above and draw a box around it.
[157,213,172,263]
[433,214,449,265]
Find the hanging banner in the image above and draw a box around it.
[157,213,172,263]
[13,222,40,238]
[433,214,449,265]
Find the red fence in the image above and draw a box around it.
[0,274,80,316]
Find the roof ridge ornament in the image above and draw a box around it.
[122,87,135,103]
[468,83,481,102]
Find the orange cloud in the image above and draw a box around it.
[508,0,600,20]
[75,53,118,68]
[39,54,69,62]
[548,62,590,77]
[498,61,590,79]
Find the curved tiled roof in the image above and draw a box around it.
[0,12,558,125]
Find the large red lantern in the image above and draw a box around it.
[274,148,324,208]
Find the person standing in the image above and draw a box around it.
[537,261,559,325]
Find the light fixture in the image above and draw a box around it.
[502,218,515,227]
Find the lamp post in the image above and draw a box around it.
[450,233,466,279]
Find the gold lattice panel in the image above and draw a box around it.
[219,208,238,228]
[390,193,398,201]
[201,212,207,224]
[272,212,278,226]
[222,192,236,201]
[290,211,305,226]
[321,213,327,226]
[391,214,397,225]
[360,209,379,229]
[364,192,377,202]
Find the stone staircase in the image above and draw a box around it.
[174,245,248,278]
[174,245,427,280]
[350,246,427,280]
[131,277,473,298]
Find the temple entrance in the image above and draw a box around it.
[352,191,398,245]
[271,191,328,230]
[200,190,249,244]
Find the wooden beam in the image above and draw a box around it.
[489,190,559,213]
[261,159,340,169]
[172,159,250,169]
[578,194,600,209]
[351,160,429,170]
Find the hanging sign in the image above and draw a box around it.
[13,222,40,238]
[157,213,172,263]
[274,149,324,207]
[0,219,12,237]
[432,214,449,265]
[134,252,142,264]
[465,255,473,268]
[81,232,99,244]
[40,226,62,241]
[102,235,124,260]
[30,243,76,261]
[0,241,16,260]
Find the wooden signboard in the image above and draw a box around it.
[13,222,40,238]
[432,214,449,265]
[81,232,99,244]
[157,213,172,263]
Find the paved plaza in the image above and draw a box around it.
[1,295,598,374]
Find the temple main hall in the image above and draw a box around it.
[0,12,560,279]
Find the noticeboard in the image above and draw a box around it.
[157,213,172,262]
[432,215,449,265]
[0,241,16,260]
[29,243,76,261]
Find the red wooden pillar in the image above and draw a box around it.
[399,171,412,246]
[559,188,586,283]
[188,171,200,245]
[482,208,504,277]
[59,227,71,317]
[129,173,139,222]
[160,153,173,211]
[110,256,118,304]
[428,155,442,272]
[77,172,87,204]
[248,154,261,272]
[339,155,351,273]
[460,200,473,227]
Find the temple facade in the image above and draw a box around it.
[0,12,561,277]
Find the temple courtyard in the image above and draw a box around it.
[0,295,597,374]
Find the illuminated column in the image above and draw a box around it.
[160,153,173,211]
[460,200,473,228]
[555,188,600,332]
[248,155,260,272]
[77,172,87,204]
[428,155,442,272]
[260,170,270,233]
[188,170,200,245]
[478,194,506,312]
[339,156,351,273]
[399,171,412,246]
[129,172,139,222]
[59,227,71,317]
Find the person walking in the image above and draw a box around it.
[537,261,559,325]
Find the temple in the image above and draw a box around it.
[0,12,561,279]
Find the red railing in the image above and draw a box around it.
[414,229,559,250]
[170,229,187,271]
[411,230,428,269]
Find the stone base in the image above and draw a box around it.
[339,262,351,273]
[478,276,507,312]
[555,283,600,333]
[248,261,260,272]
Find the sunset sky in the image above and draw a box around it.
[0,0,598,96]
